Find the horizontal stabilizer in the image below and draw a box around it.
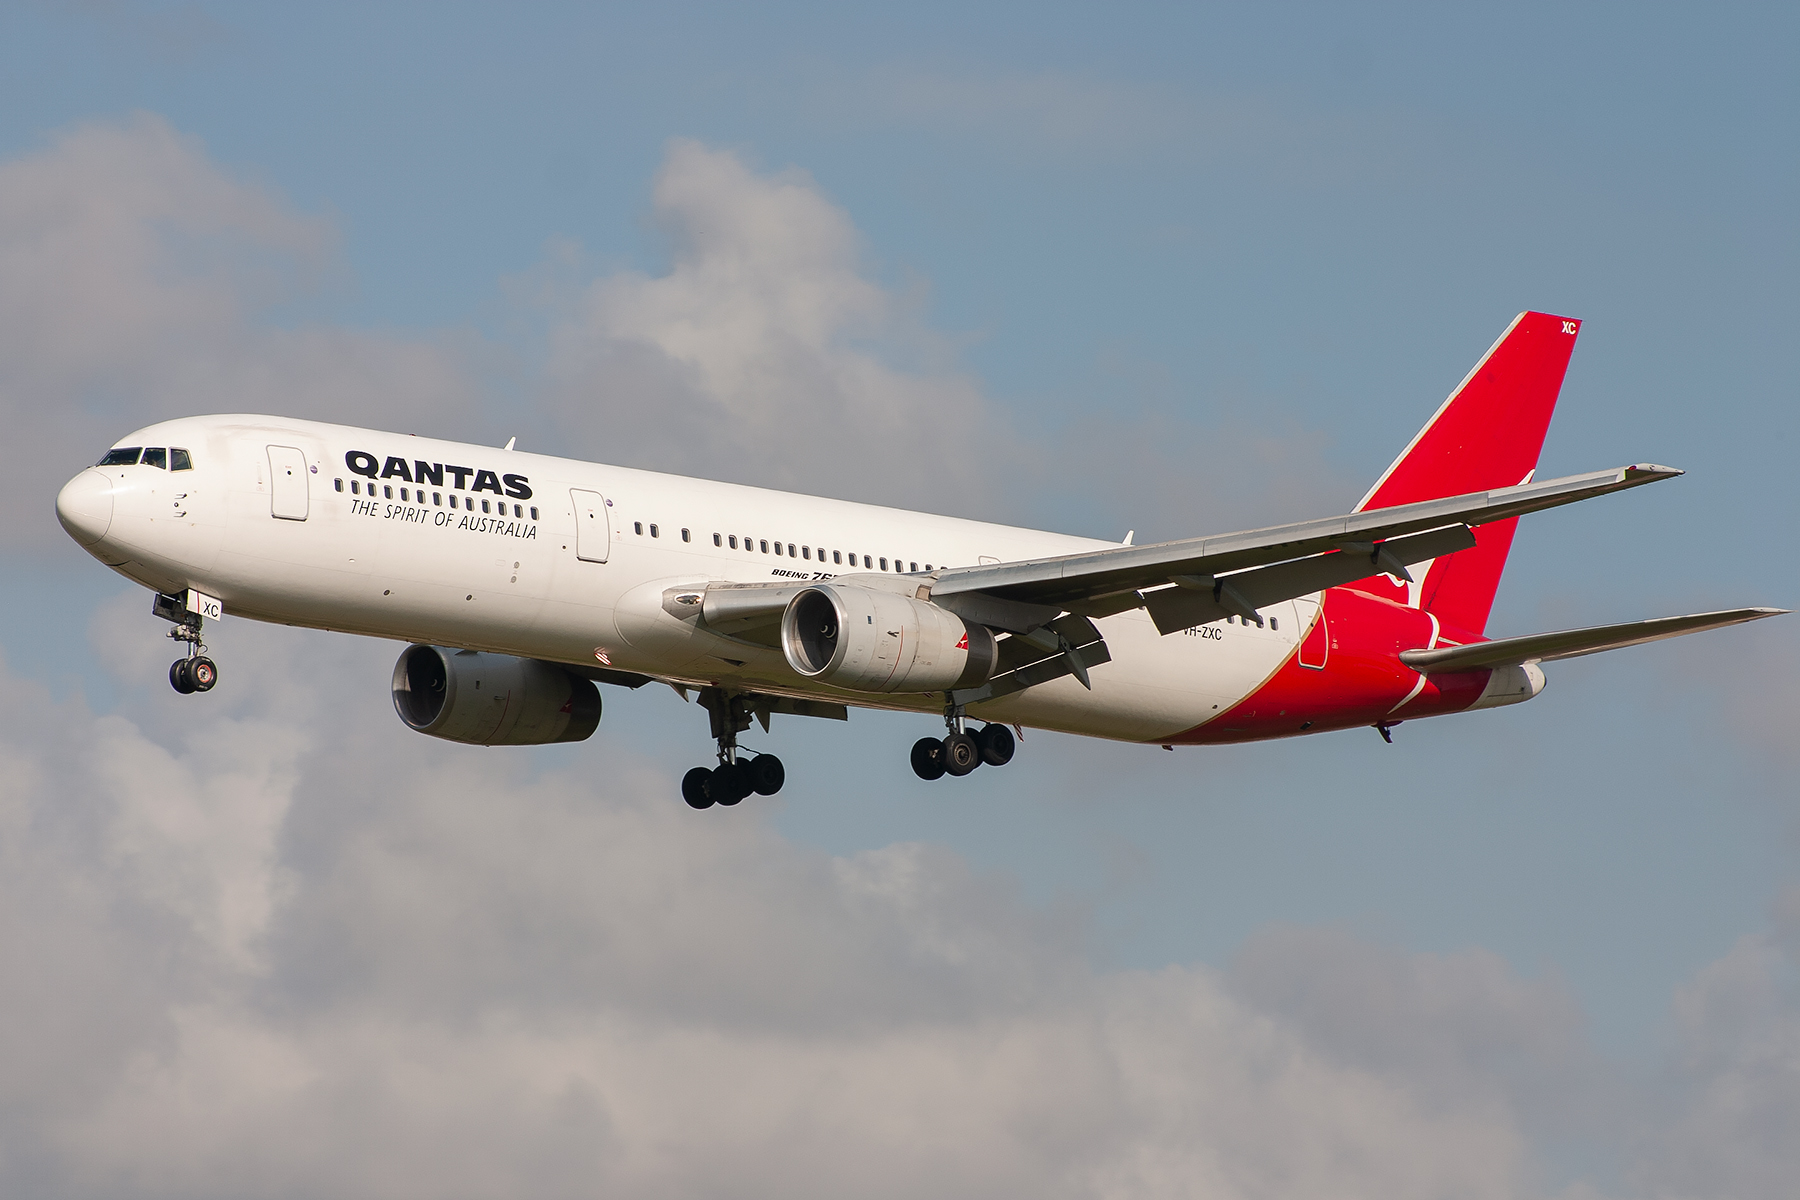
[1399,607,1787,673]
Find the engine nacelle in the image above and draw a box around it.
[391,645,602,746]
[780,584,997,694]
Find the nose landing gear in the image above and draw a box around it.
[154,592,218,694]
[911,702,1018,782]
[682,688,785,810]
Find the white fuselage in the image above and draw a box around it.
[62,415,1309,743]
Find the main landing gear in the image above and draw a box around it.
[911,702,1016,782]
[154,593,218,695]
[682,689,785,810]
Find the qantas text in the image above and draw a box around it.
[344,450,531,499]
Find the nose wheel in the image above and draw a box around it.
[912,706,1018,781]
[683,688,786,810]
[169,656,218,694]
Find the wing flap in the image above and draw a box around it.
[1142,524,1477,634]
[1399,608,1786,673]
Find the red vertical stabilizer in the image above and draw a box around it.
[1354,311,1581,635]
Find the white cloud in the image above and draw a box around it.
[537,138,1016,515]
[0,114,487,552]
[3,115,1345,551]
[1632,887,1800,1199]
[0,604,1791,1198]
[0,615,1555,1199]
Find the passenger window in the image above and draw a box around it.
[141,447,167,469]
[802,546,811,560]
[634,521,643,535]
[98,447,142,466]
[909,562,917,573]
[682,528,690,542]
[650,523,659,537]
[880,558,888,570]
[728,535,737,549]
[384,485,394,499]
[334,479,343,493]
[863,555,872,568]
[170,447,193,471]
[787,543,795,556]
[351,480,360,495]
[713,533,722,546]
[833,551,842,564]
[529,506,538,520]
[400,487,409,501]
[481,499,490,513]
[760,540,769,553]
[774,542,783,556]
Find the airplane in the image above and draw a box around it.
[54,311,1783,809]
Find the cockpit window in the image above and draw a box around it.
[98,447,142,466]
[141,447,167,469]
[170,447,193,470]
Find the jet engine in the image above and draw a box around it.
[780,584,997,694]
[391,645,602,745]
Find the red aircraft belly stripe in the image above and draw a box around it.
[1166,588,1495,744]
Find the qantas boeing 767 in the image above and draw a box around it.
[54,312,1783,808]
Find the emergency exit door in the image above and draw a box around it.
[268,445,309,521]
[571,489,610,563]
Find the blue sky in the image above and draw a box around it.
[0,4,1795,1195]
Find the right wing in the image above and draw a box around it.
[1399,608,1786,673]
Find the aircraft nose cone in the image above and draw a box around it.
[56,469,114,546]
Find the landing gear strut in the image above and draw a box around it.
[156,594,218,695]
[682,688,785,810]
[911,701,1017,782]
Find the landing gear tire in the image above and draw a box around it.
[189,656,217,692]
[911,737,947,781]
[942,732,982,777]
[976,723,1015,766]
[713,763,750,806]
[682,767,716,810]
[748,754,786,796]
[169,659,196,694]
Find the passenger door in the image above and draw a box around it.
[571,488,610,563]
[1293,595,1328,669]
[268,445,309,521]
